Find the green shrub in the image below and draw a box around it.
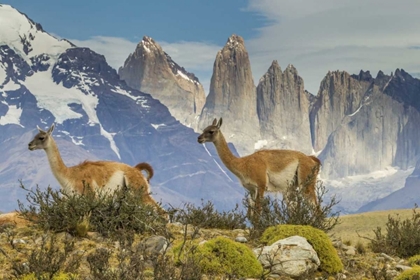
[170,200,247,230]
[408,254,420,266]
[18,182,167,238]
[371,206,420,258]
[395,267,420,280]
[260,224,343,274]
[247,180,341,240]
[194,237,263,279]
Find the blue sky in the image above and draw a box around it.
[3,0,420,94]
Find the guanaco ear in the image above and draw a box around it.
[217,118,223,128]
[212,118,218,126]
[47,123,55,135]
[37,125,46,133]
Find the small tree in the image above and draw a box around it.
[370,205,420,258]
[247,180,341,239]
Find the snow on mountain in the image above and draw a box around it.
[0,4,72,59]
[324,167,413,213]
[0,4,244,213]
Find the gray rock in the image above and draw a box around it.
[139,235,169,255]
[235,236,248,243]
[380,253,395,262]
[254,235,320,278]
[396,264,413,271]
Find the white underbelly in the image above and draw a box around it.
[266,161,298,192]
[101,171,125,192]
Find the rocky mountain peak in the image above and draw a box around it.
[351,70,373,82]
[257,61,312,153]
[376,70,386,79]
[137,35,160,54]
[270,60,281,70]
[119,35,206,129]
[0,4,72,58]
[284,64,298,75]
[226,34,245,50]
[198,34,259,155]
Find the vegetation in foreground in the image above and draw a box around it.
[1,180,420,279]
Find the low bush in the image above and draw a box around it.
[260,224,343,274]
[170,200,247,230]
[194,236,263,279]
[370,206,420,258]
[395,266,420,280]
[247,180,341,239]
[408,254,420,266]
[17,182,167,238]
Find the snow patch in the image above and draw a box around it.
[176,70,198,84]
[0,104,23,127]
[151,123,166,130]
[24,68,120,159]
[348,104,363,117]
[100,126,120,159]
[382,75,394,91]
[254,139,267,150]
[25,70,92,123]
[0,5,72,60]
[2,79,21,91]
[325,166,413,213]
[111,86,150,108]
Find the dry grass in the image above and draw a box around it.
[330,208,414,245]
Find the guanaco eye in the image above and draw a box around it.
[38,137,45,141]
[209,131,214,134]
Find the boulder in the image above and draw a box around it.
[254,235,320,278]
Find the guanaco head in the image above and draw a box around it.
[198,118,223,144]
[28,124,55,151]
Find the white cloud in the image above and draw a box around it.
[69,36,220,94]
[245,0,420,93]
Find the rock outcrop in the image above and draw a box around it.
[118,36,206,129]
[198,34,259,155]
[256,61,312,153]
[310,70,371,152]
[311,70,420,179]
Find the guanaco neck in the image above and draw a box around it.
[212,132,241,175]
[44,138,69,185]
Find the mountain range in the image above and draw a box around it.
[1,4,419,214]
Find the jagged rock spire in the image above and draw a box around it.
[118,35,206,129]
[198,34,259,155]
[256,60,312,153]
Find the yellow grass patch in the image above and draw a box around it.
[330,208,414,245]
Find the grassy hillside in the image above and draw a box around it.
[331,208,414,245]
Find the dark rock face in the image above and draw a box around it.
[198,34,259,154]
[118,36,206,129]
[309,71,371,153]
[311,70,420,179]
[256,61,312,153]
